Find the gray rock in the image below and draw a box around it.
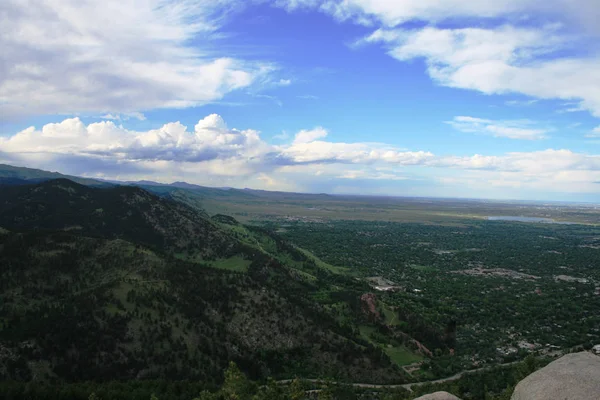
[414,392,461,400]
[511,351,600,400]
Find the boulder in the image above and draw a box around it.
[511,351,600,400]
[414,392,461,400]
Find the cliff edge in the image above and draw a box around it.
[511,351,600,400]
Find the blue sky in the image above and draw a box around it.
[1,0,600,201]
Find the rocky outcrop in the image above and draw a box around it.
[414,392,461,400]
[360,293,380,321]
[413,351,600,400]
[511,351,600,400]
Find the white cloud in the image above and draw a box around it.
[278,0,600,117]
[0,0,272,118]
[292,127,329,144]
[448,116,549,140]
[586,126,600,138]
[2,114,600,197]
[282,139,434,165]
[277,0,600,35]
[338,169,408,181]
[322,0,536,26]
[359,24,600,117]
[249,93,283,107]
[433,149,600,174]
[273,131,291,141]
[505,99,538,107]
[101,112,147,121]
[0,114,268,166]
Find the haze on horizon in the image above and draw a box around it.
[2,0,600,202]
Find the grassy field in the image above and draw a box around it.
[211,256,252,272]
[294,246,352,275]
[359,325,422,366]
[384,346,423,366]
[381,305,400,326]
[359,325,377,341]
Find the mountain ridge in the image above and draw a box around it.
[0,177,406,385]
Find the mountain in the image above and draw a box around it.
[0,178,404,385]
[0,164,111,187]
[0,178,229,257]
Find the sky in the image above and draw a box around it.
[1,0,600,202]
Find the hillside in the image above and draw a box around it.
[0,164,110,187]
[0,179,405,385]
[0,179,231,257]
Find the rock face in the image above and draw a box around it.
[360,293,380,321]
[511,351,600,400]
[414,392,461,400]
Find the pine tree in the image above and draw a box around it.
[222,362,256,400]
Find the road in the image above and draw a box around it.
[276,361,521,392]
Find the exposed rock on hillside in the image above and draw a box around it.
[360,293,380,321]
[511,351,600,400]
[414,392,461,400]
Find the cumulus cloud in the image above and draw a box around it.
[0,0,272,118]
[2,114,600,196]
[0,114,268,166]
[448,116,549,140]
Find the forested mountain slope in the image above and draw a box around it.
[0,179,231,257]
[0,179,404,385]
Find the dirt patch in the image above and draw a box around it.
[366,277,404,292]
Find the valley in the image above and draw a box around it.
[263,218,600,380]
[0,164,599,399]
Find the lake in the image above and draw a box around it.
[487,216,575,224]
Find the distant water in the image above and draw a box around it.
[487,216,575,224]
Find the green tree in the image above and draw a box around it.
[193,391,219,400]
[222,362,256,400]
[317,383,334,400]
[253,378,286,400]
